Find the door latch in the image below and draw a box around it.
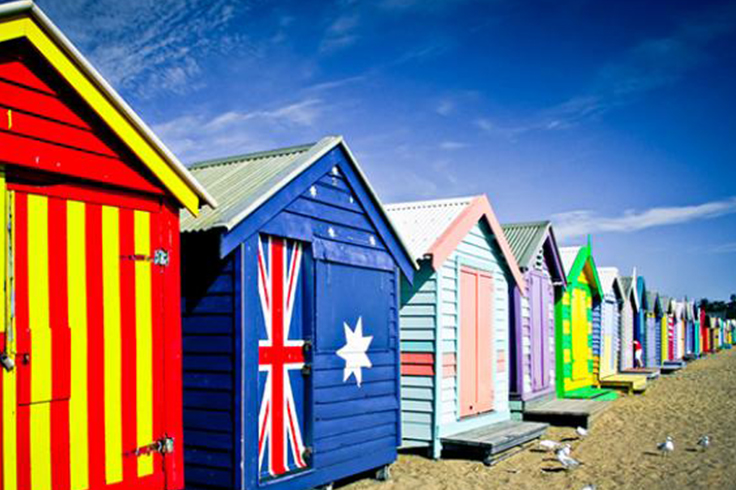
[0,352,14,372]
[135,437,175,456]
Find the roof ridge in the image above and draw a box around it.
[501,220,551,228]
[190,142,317,169]
[385,195,479,211]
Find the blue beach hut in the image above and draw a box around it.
[179,136,415,490]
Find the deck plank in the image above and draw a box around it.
[441,420,548,455]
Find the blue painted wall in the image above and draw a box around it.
[182,147,407,490]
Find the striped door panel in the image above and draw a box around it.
[1,190,166,490]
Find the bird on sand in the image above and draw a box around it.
[697,435,710,450]
[556,447,580,470]
[539,440,563,451]
[576,427,588,438]
[657,436,674,457]
[581,485,597,490]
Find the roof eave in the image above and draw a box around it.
[428,195,526,295]
[0,1,217,212]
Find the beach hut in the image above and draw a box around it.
[624,276,659,379]
[0,3,214,490]
[592,268,647,393]
[179,137,415,490]
[618,275,640,372]
[556,245,617,401]
[692,303,701,357]
[645,292,662,367]
[684,300,697,359]
[386,198,547,464]
[700,308,710,354]
[502,221,566,416]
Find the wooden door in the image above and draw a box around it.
[459,267,494,418]
[529,273,545,391]
[8,188,167,490]
[571,288,589,381]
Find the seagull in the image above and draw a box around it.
[581,485,597,490]
[697,435,710,450]
[657,436,674,457]
[556,447,580,470]
[539,440,562,452]
[576,427,588,438]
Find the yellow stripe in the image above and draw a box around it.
[67,200,89,490]
[0,18,200,214]
[134,210,154,476]
[1,175,17,490]
[102,206,123,484]
[27,194,51,490]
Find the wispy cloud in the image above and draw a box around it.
[378,0,480,14]
[439,140,468,150]
[153,98,325,162]
[41,0,248,98]
[436,99,455,116]
[552,197,736,240]
[479,2,736,136]
[709,242,736,254]
[320,14,361,53]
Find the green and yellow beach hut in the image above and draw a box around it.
[557,244,617,401]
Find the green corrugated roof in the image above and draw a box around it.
[501,221,550,270]
[181,137,337,232]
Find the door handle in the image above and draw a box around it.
[0,352,13,372]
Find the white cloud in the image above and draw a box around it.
[436,99,455,116]
[152,98,325,163]
[475,118,494,132]
[552,197,736,240]
[40,0,248,98]
[320,14,361,53]
[439,140,468,150]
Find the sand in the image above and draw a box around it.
[345,348,736,490]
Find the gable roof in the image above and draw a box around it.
[660,295,672,313]
[385,195,525,293]
[181,136,415,278]
[597,267,623,299]
[501,221,566,285]
[558,244,602,300]
[619,276,640,312]
[637,276,648,311]
[647,291,662,314]
[0,1,214,214]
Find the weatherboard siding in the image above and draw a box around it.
[619,300,634,370]
[438,222,511,436]
[182,243,239,489]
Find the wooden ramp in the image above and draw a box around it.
[522,397,611,429]
[599,374,647,394]
[441,420,548,466]
[661,360,686,374]
[623,367,660,380]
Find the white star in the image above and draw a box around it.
[336,317,373,386]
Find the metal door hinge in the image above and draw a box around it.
[135,436,175,457]
[0,352,14,372]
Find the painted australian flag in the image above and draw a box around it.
[257,235,310,481]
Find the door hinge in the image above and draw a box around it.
[121,248,169,267]
[135,436,175,457]
[0,352,14,372]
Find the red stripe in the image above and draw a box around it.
[401,365,434,376]
[119,209,138,484]
[160,203,184,487]
[270,237,286,476]
[14,192,31,490]
[401,353,434,365]
[85,203,106,488]
[49,197,70,490]
[7,181,162,213]
[150,209,165,482]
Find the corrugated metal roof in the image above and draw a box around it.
[559,246,581,277]
[384,196,474,262]
[181,137,338,232]
[597,267,620,296]
[620,276,634,297]
[646,291,658,311]
[660,295,671,311]
[501,221,550,270]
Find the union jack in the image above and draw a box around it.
[257,235,308,479]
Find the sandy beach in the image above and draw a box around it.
[346,348,736,490]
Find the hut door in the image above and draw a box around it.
[529,273,546,392]
[10,189,168,490]
[257,235,313,482]
[571,288,589,381]
[459,266,494,418]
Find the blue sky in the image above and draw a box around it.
[33,0,736,300]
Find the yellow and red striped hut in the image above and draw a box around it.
[0,3,213,490]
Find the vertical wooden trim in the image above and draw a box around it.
[431,269,442,459]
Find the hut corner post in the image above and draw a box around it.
[431,266,443,460]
